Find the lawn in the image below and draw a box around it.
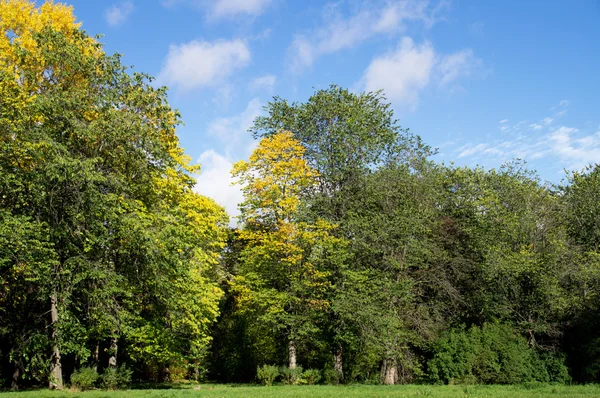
[3,384,600,398]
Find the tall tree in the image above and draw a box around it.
[0,0,227,387]
[231,131,346,370]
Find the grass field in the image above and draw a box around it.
[3,384,600,398]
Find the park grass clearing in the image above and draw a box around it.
[3,384,600,398]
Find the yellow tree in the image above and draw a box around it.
[1,0,228,388]
[232,131,345,371]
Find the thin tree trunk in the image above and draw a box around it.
[382,358,397,385]
[93,343,99,372]
[11,362,19,391]
[49,293,63,389]
[108,336,118,368]
[288,339,297,369]
[333,343,343,379]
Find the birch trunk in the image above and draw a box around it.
[382,358,397,385]
[49,293,63,389]
[288,339,297,369]
[333,343,343,379]
[93,343,99,372]
[108,336,118,368]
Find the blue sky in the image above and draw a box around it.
[67,0,600,219]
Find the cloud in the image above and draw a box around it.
[158,39,250,91]
[207,98,262,148]
[450,101,599,175]
[249,74,276,92]
[211,0,272,18]
[359,37,435,107]
[549,127,600,170]
[499,119,509,124]
[194,150,243,225]
[288,0,445,72]
[358,37,482,108]
[162,0,272,19]
[105,1,134,27]
[438,49,482,86]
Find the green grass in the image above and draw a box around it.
[3,384,600,398]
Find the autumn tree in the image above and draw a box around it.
[231,131,346,371]
[0,0,227,388]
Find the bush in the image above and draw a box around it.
[301,369,321,385]
[323,367,343,385]
[280,366,303,385]
[427,323,570,385]
[70,367,99,391]
[256,365,279,386]
[100,365,132,390]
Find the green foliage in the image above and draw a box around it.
[301,369,322,385]
[70,367,99,391]
[100,366,132,390]
[256,365,279,386]
[428,324,569,384]
[323,367,343,385]
[280,366,303,385]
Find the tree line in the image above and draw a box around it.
[2,0,600,390]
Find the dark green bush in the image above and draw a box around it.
[301,368,321,385]
[256,365,279,386]
[323,367,343,385]
[100,365,132,390]
[428,323,570,384]
[280,366,303,385]
[70,367,99,391]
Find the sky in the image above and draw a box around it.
[66,0,600,220]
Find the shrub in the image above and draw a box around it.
[100,365,132,390]
[323,367,343,385]
[301,369,321,385]
[280,366,303,385]
[427,323,570,385]
[256,365,279,386]
[70,367,99,391]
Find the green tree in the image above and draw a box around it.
[231,131,346,371]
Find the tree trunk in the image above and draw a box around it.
[93,343,99,372]
[108,336,118,368]
[288,339,297,369]
[49,293,63,389]
[11,362,19,391]
[382,358,397,385]
[333,343,343,379]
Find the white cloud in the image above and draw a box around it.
[158,39,250,91]
[529,124,543,130]
[194,150,243,225]
[438,49,481,86]
[105,1,134,27]
[499,119,509,124]
[549,127,600,170]
[360,37,435,107]
[249,74,276,92]
[162,0,272,19]
[289,0,444,72]
[542,117,553,126]
[211,0,272,18]
[207,98,262,147]
[358,37,481,108]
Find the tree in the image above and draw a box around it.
[249,86,434,383]
[231,131,346,371]
[0,0,227,388]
